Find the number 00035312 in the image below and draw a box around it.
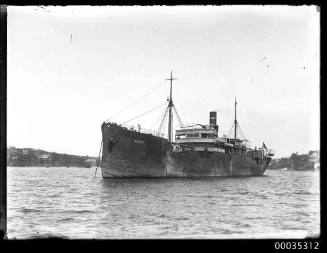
[274,241,319,250]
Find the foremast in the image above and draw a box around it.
[234,97,237,145]
[166,70,177,143]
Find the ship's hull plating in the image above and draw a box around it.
[101,123,271,178]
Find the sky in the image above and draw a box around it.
[7,5,320,158]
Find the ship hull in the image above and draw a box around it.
[101,123,271,178]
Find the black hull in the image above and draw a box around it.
[101,123,271,178]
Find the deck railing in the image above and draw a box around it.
[120,124,165,138]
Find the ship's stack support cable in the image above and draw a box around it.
[120,102,166,126]
[152,104,168,131]
[161,109,169,137]
[94,140,103,179]
[104,82,165,123]
[227,122,245,139]
[149,107,166,130]
[237,124,246,140]
[228,122,235,139]
[157,106,169,134]
[156,104,184,138]
[172,105,185,127]
[228,121,246,141]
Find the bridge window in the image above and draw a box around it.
[201,133,215,138]
[176,134,186,139]
[187,133,199,138]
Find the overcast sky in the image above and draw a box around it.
[7,5,320,158]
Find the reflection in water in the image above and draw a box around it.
[7,167,320,239]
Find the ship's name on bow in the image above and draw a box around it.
[134,140,144,144]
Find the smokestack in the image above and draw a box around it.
[209,111,218,132]
[209,111,217,126]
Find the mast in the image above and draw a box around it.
[166,70,177,143]
[234,97,237,146]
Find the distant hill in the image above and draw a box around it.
[268,150,320,171]
[7,147,98,168]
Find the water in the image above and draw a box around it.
[7,167,320,239]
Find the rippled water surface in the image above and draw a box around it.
[7,167,320,239]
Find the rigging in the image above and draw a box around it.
[119,103,166,126]
[104,82,165,123]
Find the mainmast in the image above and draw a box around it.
[166,70,177,143]
[234,97,237,145]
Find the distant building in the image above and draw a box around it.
[34,150,41,157]
[85,158,97,166]
[38,154,52,161]
[9,146,21,155]
[308,150,319,162]
[11,155,19,160]
[22,149,30,155]
[7,147,21,161]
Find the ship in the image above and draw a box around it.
[100,71,274,178]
